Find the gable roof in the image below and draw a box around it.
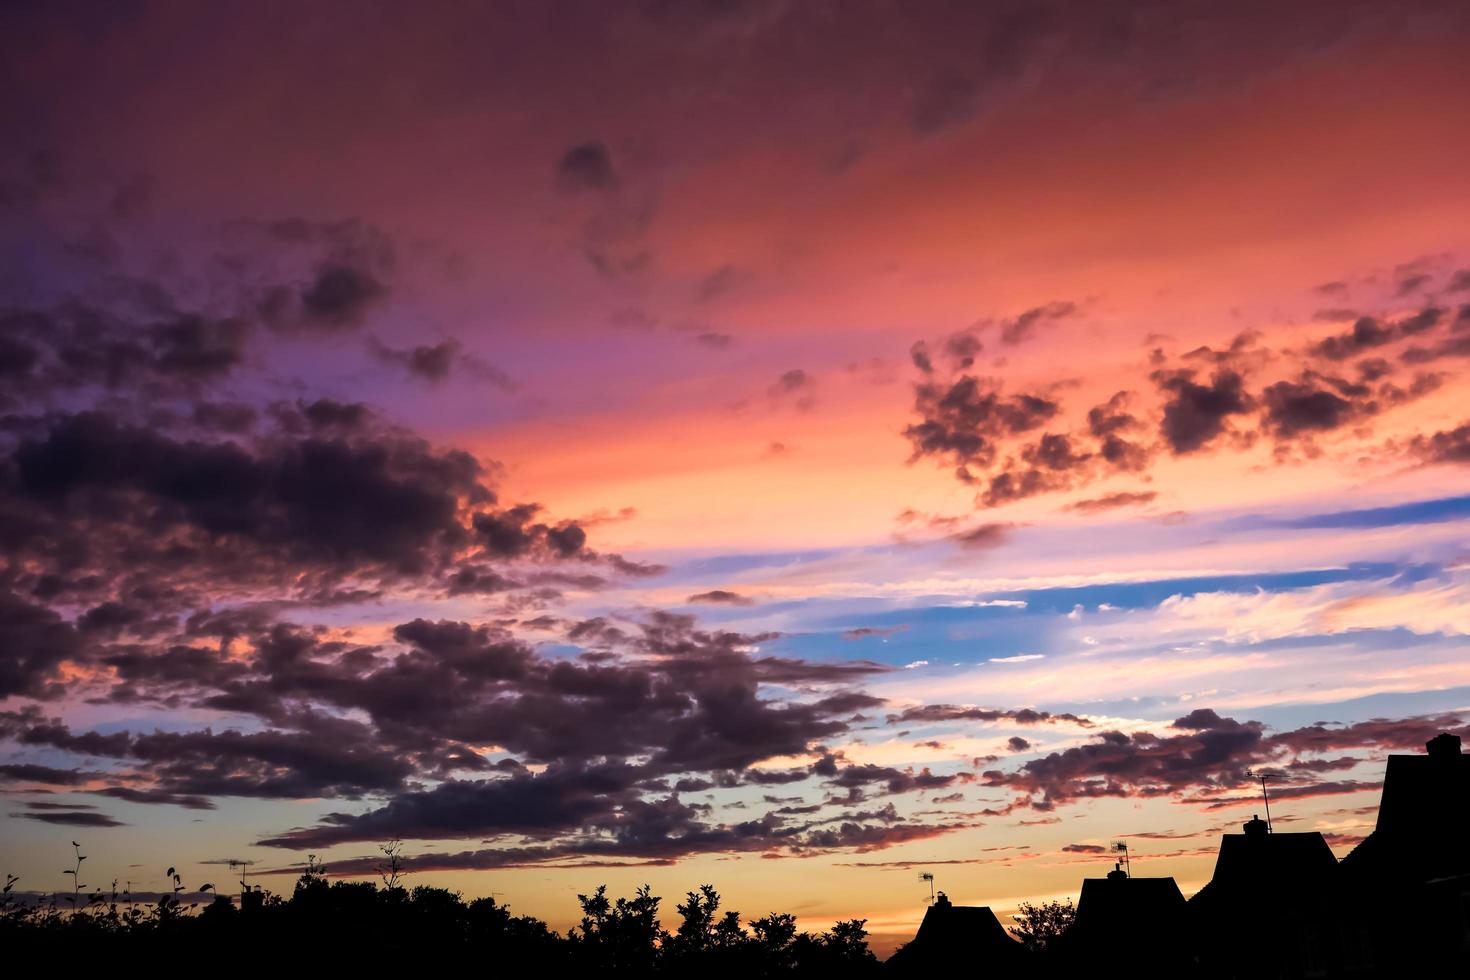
[1191,828,1338,910]
[885,900,1027,972]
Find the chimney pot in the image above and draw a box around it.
[1426,732,1462,761]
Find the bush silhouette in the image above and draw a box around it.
[0,842,877,974]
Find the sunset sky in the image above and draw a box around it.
[3,0,1470,952]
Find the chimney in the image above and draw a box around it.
[1426,732,1461,762]
[1242,814,1268,838]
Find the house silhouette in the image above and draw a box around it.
[1188,814,1344,977]
[885,731,1470,977]
[1049,865,1189,975]
[884,891,1027,975]
[1338,731,1470,971]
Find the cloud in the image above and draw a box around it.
[885,705,1093,727]
[1261,374,1362,438]
[1409,420,1470,464]
[1065,491,1157,514]
[369,337,513,387]
[0,306,251,398]
[767,368,815,411]
[903,294,1464,505]
[905,376,1058,474]
[556,142,619,192]
[1312,307,1444,361]
[695,331,734,349]
[697,264,746,303]
[298,262,386,329]
[1000,301,1077,346]
[257,762,643,847]
[0,591,84,699]
[1154,368,1253,454]
[11,809,127,827]
[949,522,1013,549]
[842,625,909,641]
[978,708,1467,813]
[907,7,1051,134]
[687,590,756,606]
[4,607,888,848]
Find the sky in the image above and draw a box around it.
[2,0,1470,953]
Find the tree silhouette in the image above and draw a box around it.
[1008,897,1075,952]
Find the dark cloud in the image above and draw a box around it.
[1312,308,1443,361]
[19,800,95,811]
[258,762,641,847]
[1,608,888,845]
[978,709,1467,813]
[298,262,386,328]
[976,433,1092,507]
[1261,375,1358,438]
[0,591,84,699]
[0,306,251,400]
[369,338,508,385]
[0,763,95,785]
[556,142,619,192]
[1395,273,1431,296]
[694,331,734,349]
[1154,368,1252,453]
[1065,490,1157,513]
[886,705,1093,727]
[905,376,1058,476]
[948,522,1013,549]
[94,786,215,809]
[1000,301,1078,346]
[687,590,756,606]
[697,264,746,303]
[842,625,909,641]
[0,397,638,632]
[908,6,1051,133]
[908,293,1466,502]
[4,407,488,594]
[767,368,815,411]
[1408,419,1470,464]
[899,290,1464,502]
[11,809,127,827]
[14,710,417,802]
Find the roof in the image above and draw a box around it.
[1190,829,1338,911]
[1341,738,1470,887]
[1063,875,1185,945]
[885,900,1026,973]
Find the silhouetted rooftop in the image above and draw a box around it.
[1342,732,1470,886]
[1190,815,1338,910]
[884,894,1026,974]
[1051,868,1187,966]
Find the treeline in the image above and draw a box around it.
[1,860,880,975]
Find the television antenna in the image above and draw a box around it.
[918,871,935,905]
[225,858,258,898]
[1243,770,1279,832]
[1111,840,1131,877]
